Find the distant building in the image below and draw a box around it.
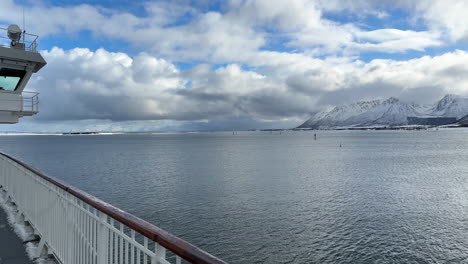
[407,116,457,126]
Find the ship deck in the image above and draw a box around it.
[0,207,32,264]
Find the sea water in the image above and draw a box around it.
[1,130,468,263]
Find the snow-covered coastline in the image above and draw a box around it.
[0,133,63,136]
[0,132,124,136]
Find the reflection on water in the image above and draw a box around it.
[1,130,468,263]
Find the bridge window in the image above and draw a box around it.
[0,68,26,91]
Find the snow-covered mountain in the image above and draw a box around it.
[429,94,468,119]
[298,99,382,129]
[298,94,468,129]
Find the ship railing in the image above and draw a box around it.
[21,91,39,113]
[0,27,39,52]
[0,152,227,264]
[0,91,39,114]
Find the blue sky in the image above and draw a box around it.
[1,0,468,132]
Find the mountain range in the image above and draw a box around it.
[298,94,468,129]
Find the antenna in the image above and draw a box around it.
[22,6,25,43]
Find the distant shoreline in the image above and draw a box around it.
[254,125,465,131]
[1,125,467,136]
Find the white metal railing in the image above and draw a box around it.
[0,91,39,114]
[21,91,39,113]
[0,26,38,52]
[0,153,226,264]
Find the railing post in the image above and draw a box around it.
[155,243,166,264]
[66,194,74,264]
[97,211,108,264]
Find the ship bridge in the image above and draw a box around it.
[0,24,46,124]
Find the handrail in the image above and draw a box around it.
[21,91,39,112]
[0,152,227,264]
[0,92,39,113]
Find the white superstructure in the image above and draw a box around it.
[0,25,46,123]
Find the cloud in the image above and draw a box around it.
[35,47,183,121]
[351,29,443,53]
[0,0,448,62]
[411,0,468,42]
[316,50,468,104]
[16,47,467,127]
[318,0,468,44]
[29,47,316,125]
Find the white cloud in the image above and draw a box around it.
[350,29,443,53]
[411,0,468,42]
[30,48,317,124]
[356,29,430,43]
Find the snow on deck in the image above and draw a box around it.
[0,190,56,264]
